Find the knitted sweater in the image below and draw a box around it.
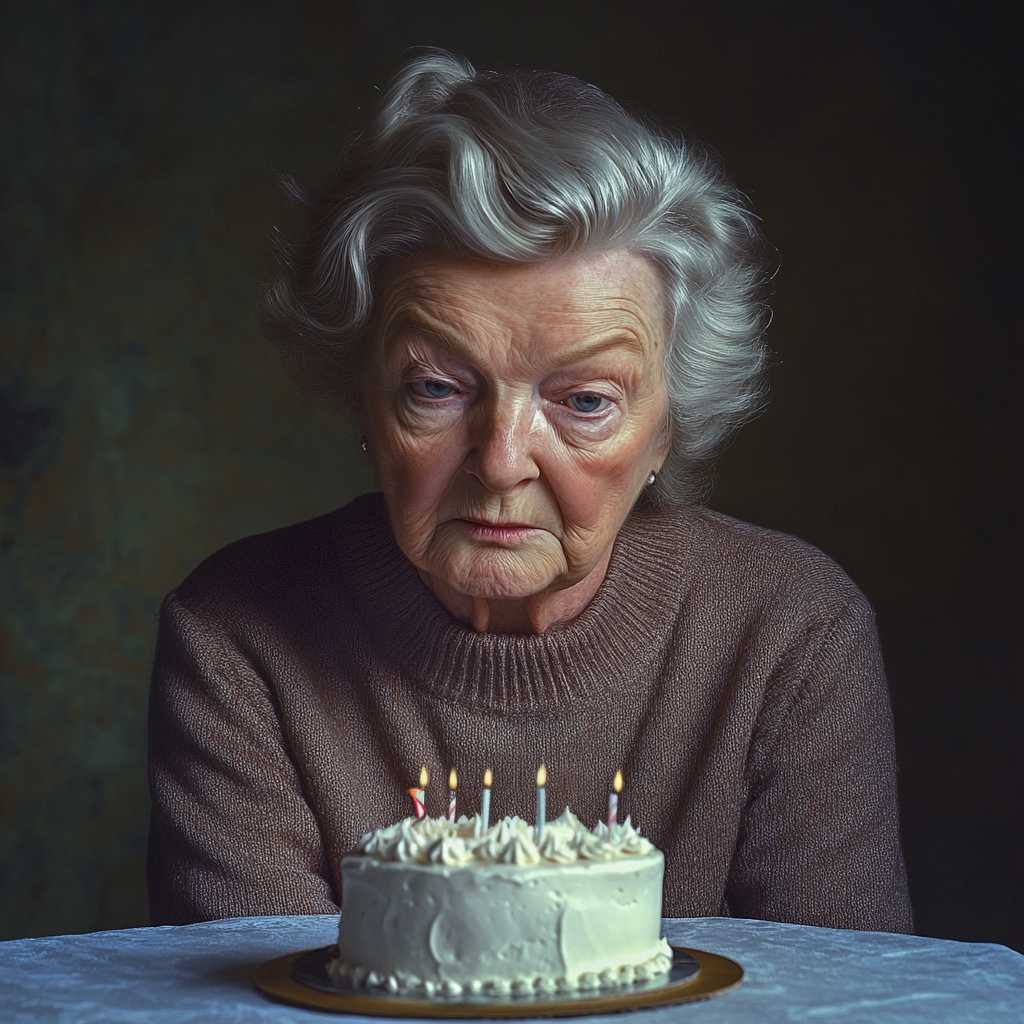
[147,492,912,931]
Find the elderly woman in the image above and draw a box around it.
[148,50,912,932]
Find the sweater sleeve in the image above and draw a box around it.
[147,592,338,924]
[725,597,914,932]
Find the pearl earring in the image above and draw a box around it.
[646,471,656,486]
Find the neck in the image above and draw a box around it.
[418,550,613,634]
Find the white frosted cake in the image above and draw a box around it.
[328,810,672,998]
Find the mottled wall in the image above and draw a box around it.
[1,0,1020,949]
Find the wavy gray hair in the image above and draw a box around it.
[262,50,771,504]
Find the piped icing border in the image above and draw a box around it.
[325,946,673,998]
[352,808,653,866]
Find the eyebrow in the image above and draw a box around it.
[383,309,649,367]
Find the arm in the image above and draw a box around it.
[147,593,338,924]
[726,598,913,932]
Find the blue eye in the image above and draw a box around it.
[413,379,455,399]
[567,393,604,413]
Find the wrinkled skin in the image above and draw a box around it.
[355,250,671,634]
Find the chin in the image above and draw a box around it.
[431,543,568,601]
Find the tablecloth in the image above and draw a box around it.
[1,915,1020,1023]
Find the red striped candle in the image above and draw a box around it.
[407,764,428,820]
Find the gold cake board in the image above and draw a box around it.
[254,945,743,1017]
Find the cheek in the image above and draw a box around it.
[547,426,661,533]
[373,418,467,538]
[554,459,635,524]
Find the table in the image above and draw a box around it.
[1,915,1020,1023]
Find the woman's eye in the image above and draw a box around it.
[565,393,606,413]
[411,379,455,399]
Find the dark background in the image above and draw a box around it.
[1,0,1021,950]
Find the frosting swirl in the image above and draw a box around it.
[423,835,474,865]
[611,816,653,855]
[352,810,655,865]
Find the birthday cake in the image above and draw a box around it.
[328,810,672,998]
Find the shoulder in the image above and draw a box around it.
[169,492,391,620]
[621,502,875,627]
[696,508,866,603]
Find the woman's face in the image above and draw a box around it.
[355,250,671,626]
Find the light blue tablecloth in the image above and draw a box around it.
[1,915,1020,1023]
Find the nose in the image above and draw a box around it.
[463,396,540,494]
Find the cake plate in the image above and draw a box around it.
[254,945,743,1017]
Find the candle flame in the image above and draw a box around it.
[419,765,429,788]
[483,768,493,788]
[537,764,547,787]
[613,769,624,794]
[449,768,458,790]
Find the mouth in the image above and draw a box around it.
[454,517,542,545]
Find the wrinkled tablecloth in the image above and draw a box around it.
[1,914,1020,1023]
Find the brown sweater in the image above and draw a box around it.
[148,492,912,932]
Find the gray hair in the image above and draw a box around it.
[262,49,771,504]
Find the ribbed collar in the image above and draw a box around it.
[337,494,698,711]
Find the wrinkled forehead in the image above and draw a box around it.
[371,250,671,357]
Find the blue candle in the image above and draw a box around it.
[479,768,492,836]
[535,764,547,844]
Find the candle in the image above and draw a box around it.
[608,769,624,830]
[448,768,458,822]
[479,768,492,836]
[534,764,547,845]
[407,764,428,820]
